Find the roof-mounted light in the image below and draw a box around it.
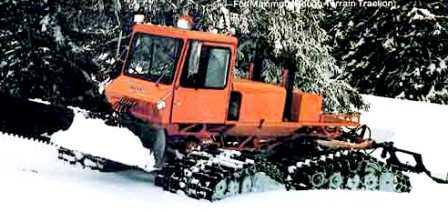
[134,14,145,24]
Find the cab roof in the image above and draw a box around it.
[133,24,238,45]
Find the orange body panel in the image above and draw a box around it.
[225,88,357,136]
[171,87,230,123]
[231,79,286,123]
[105,75,173,125]
[291,92,323,123]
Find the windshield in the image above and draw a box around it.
[125,34,182,84]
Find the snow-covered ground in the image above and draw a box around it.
[1,95,448,212]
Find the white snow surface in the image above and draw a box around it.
[51,112,155,171]
[1,95,448,212]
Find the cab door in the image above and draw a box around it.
[171,41,233,124]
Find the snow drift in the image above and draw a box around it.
[51,111,155,171]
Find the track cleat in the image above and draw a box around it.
[346,174,361,190]
[379,172,395,192]
[328,172,344,189]
[363,173,379,190]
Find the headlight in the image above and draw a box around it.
[134,14,145,23]
[156,100,166,110]
[177,15,192,30]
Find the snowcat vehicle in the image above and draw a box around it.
[103,21,448,200]
[1,18,447,201]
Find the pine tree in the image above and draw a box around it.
[325,0,448,104]
[0,0,130,111]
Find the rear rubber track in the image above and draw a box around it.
[156,149,412,201]
[284,150,411,192]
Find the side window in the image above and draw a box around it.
[181,41,230,89]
